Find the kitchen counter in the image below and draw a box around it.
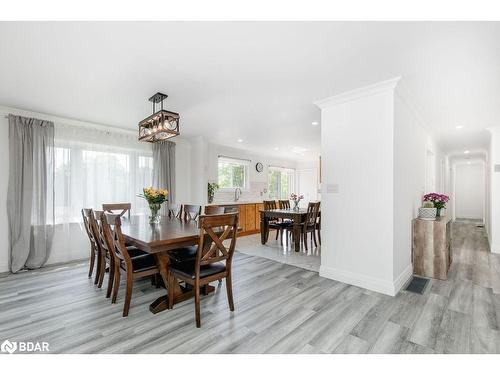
[205,202,265,236]
[207,201,264,206]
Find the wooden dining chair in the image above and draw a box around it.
[102,203,132,220]
[102,213,160,317]
[278,200,291,209]
[263,200,291,244]
[184,204,202,221]
[302,202,321,251]
[82,208,99,282]
[205,206,225,215]
[90,210,116,296]
[168,213,238,327]
[168,203,183,219]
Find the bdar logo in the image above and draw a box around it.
[1,340,17,354]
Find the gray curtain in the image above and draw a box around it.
[152,140,175,213]
[7,114,55,273]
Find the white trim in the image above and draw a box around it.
[393,263,413,294]
[0,260,9,273]
[319,265,398,296]
[314,76,401,109]
[320,263,413,296]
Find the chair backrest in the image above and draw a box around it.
[168,203,183,219]
[81,208,98,248]
[278,200,290,209]
[92,210,114,260]
[102,212,133,269]
[102,203,131,219]
[263,200,277,210]
[196,213,238,274]
[184,204,202,221]
[205,206,225,215]
[305,202,321,227]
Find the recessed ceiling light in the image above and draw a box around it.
[467,161,471,165]
[237,139,243,143]
[456,125,464,129]
[464,150,470,154]
[274,147,279,151]
[312,121,319,126]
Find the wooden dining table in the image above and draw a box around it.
[120,215,214,314]
[260,208,310,252]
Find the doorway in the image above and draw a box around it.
[454,162,485,222]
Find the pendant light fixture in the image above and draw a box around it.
[138,92,180,142]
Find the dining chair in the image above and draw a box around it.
[168,203,183,219]
[167,213,238,327]
[81,208,99,282]
[102,212,160,317]
[90,210,116,296]
[102,203,132,220]
[302,202,321,251]
[263,200,291,244]
[184,204,202,221]
[205,206,225,215]
[278,200,291,209]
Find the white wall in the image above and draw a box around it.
[317,80,397,295]
[317,78,445,296]
[0,112,9,272]
[454,163,485,220]
[487,127,500,253]
[392,89,446,284]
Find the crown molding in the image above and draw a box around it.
[314,76,401,110]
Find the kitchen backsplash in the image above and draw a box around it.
[213,181,268,203]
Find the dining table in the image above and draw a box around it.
[260,208,312,252]
[120,215,215,314]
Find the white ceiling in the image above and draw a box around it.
[0,22,499,160]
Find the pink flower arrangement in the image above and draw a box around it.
[423,193,449,210]
[289,193,304,202]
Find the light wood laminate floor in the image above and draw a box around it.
[0,222,499,353]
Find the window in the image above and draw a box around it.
[268,166,295,199]
[53,127,153,224]
[217,156,249,189]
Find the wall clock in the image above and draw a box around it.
[255,162,264,173]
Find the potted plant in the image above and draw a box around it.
[289,193,304,211]
[418,200,437,221]
[207,182,219,204]
[422,193,450,217]
[138,187,168,224]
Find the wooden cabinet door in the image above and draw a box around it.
[238,205,247,232]
[255,203,264,231]
[245,204,256,231]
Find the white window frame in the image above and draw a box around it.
[268,166,296,200]
[217,156,250,191]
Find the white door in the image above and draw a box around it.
[297,168,318,207]
[455,163,484,220]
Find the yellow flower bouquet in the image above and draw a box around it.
[138,187,168,224]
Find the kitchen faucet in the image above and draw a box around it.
[234,187,242,202]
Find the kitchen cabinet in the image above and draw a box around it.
[206,202,262,236]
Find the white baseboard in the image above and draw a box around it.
[393,263,413,294]
[319,263,413,296]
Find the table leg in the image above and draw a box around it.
[149,252,215,314]
[260,213,269,244]
[293,220,301,252]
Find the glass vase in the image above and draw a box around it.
[149,203,161,224]
[293,200,300,211]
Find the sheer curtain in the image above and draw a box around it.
[7,114,55,273]
[48,124,153,264]
[54,125,153,224]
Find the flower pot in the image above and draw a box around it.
[418,207,437,221]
